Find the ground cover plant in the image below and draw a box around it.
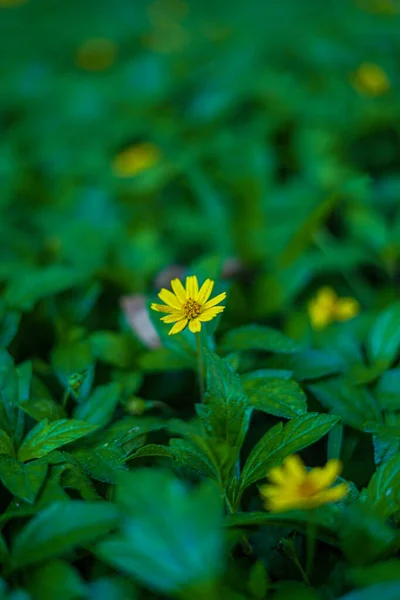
[1,0,400,598]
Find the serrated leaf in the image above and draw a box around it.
[219,325,299,354]
[364,455,400,519]
[198,350,252,480]
[0,457,48,503]
[239,412,339,493]
[19,398,66,422]
[11,500,119,569]
[18,419,97,462]
[72,445,128,484]
[242,375,307,418]
[74,382,121,428]
[367,303,400,368]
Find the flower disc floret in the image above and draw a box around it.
[151,275,226,335]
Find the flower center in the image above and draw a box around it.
[183,298,202,320]
[299,480,317,497]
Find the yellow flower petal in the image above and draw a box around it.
[150,303,175,313]
[283,455,307,482]
[267,466,286,485]
[168,319,188,335]
[186,275,199,299]
[335,298,360,321]
[158,288,182,310]
[259,484,283,498]
[318,482,349,504]
[161,313,184,323]
[171,278,187,304]
[203,292,227,310]
[199,306,225,322]
[189,318,201,333]
[317,287,337,308]
[197,279,214,305]
[308,459,342,492]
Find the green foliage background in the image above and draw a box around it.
[1,0,400,598]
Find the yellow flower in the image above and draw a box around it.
[260,455,348,513]
[308,287,359,330]
[112,143,161,178]
[75,38,117,72]
[151,275,226,335]
[351,63,390,97]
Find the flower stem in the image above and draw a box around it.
[62,387,71,410]
[195,332,205,400]
[305,519,317,580]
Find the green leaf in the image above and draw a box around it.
[367,303,400,368]
[0,429,13,456]
[11,500,119,569]
[225,509,339,544]
[18,419,97,462]
[242,375,307,419]
[97,469,224,595]
[247,561,270,599]
[310,378,382,430]
[198,350,252,480]
[0,357,25,443]
[0,309,20,348]
[87,577,139,600]
[26,559,86,600]
[364,454,400,519]
[5,266,87,311]
[282,349,342,381]
[0,457,48,503]
[74,383,121,428]
[19,398,66,422]
[273,581,323,600]
[72,445,128,484]
[348,560,400,588]
[90,331,134,368]
[375,369,400,412]
[219,325,299,354]
[339,503,398,566]
[239,413,339,493]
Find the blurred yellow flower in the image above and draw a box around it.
[260,455,348,513]
[151,275,226,335]
[75,38,117,72]
[308,287,359,330]
[112,143,161,178]
[351,63,390,96]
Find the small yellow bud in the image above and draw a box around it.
[351,63,390,97]
[112,143,161,178]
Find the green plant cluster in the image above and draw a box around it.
[1,0,400,598]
